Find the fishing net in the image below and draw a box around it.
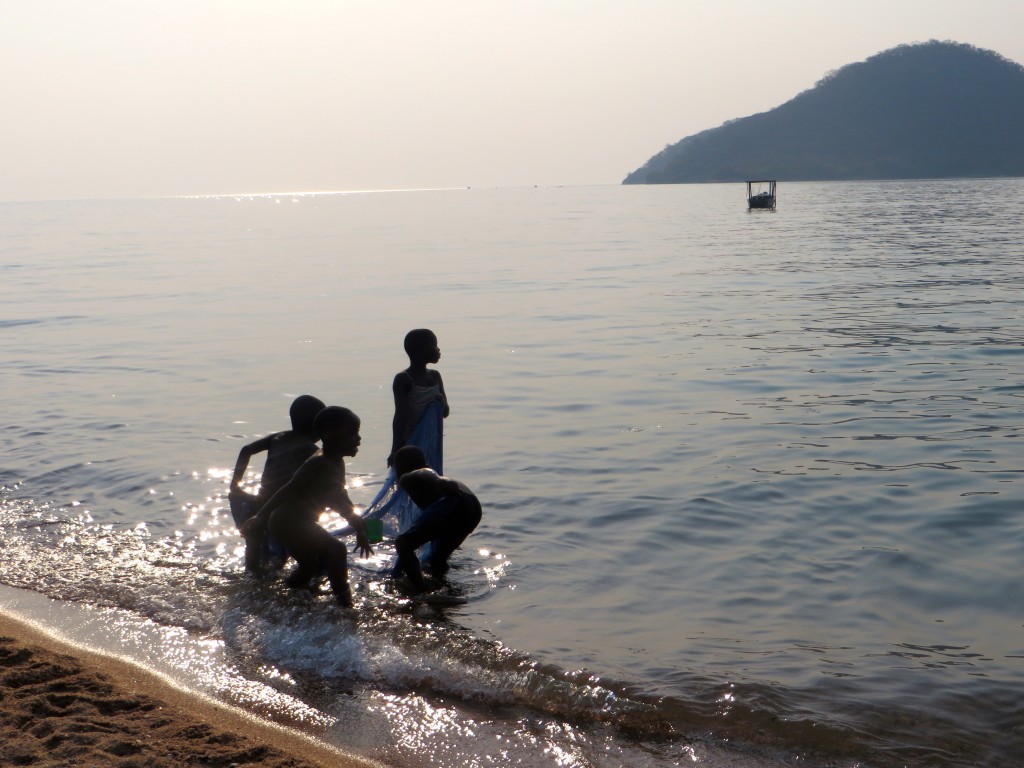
[334,400,444,556]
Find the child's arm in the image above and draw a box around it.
[434,371,450,418]
[242,450,324,535]
[389,372,413,466]
[231,433,278,491]
[327,486,373,559]
[240,478,295,536]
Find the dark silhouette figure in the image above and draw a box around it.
[393,460,482,594]
[388,329,449,468]
[229,395,325,569]
[241,406,373,607]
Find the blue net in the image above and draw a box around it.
[333,399,444,560]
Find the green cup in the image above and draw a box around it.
[363,518,384,543]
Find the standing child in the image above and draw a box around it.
[388,328,449,470]
[354,330,449,536]
[229,394,325,569]
[241,406,373,607]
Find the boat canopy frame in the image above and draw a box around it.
[746,179,777,211]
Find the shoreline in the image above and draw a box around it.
[0,606,381,768]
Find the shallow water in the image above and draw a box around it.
[1,180,1023,766]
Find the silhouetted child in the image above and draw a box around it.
[230,395,325,569]
[241,406,373,607]
[352,330,448,536]
[392,445,431,479]
[394,463,482,594]
[388,328,449,470]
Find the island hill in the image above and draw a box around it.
[623,41,1024,184]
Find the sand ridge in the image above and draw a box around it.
[0,610,384,767]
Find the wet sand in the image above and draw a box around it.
[0,609,380,768]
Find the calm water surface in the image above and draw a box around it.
[1,180,1023,767]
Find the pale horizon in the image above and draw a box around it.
[3,0,1023,202]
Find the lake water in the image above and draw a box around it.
[1,180,1022,767]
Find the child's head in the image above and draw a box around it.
[289,395,326,436]
[393,445,428,478]
[398,467,444,508]
[403,329,440,364]
[314,406,361,456]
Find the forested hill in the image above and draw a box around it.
[623,41,1024,184]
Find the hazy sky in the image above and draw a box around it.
[3,0,1023,201]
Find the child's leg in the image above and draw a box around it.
[395,506,448,591]
[243,525,266,571]
[314,529,353,606]
[425,498,482,576]
[284,557,318,590]
[394,535,428,591]
[281,524,323,590]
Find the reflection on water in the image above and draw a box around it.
[1,180,1023,766]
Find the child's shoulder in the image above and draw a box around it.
[293,451,337,478]
[275,428,314,442]
[270,429,315,448]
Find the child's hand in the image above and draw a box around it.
[353,532,374,559]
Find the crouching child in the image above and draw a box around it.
[241,406,372,607]
[394,464,482,593]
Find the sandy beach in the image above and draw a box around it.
[0,610,379,768]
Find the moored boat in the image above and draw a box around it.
[746,179,777,210]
